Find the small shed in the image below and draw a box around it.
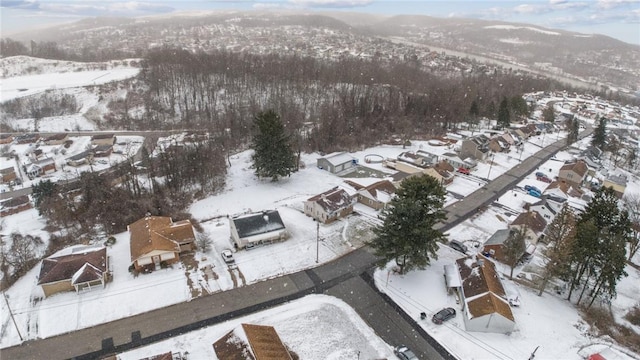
[317,152,357,174]
[444,264,461,294]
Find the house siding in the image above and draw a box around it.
[464,313,515,333]
[42,280,74,298]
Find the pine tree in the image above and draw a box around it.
[368,175,447,274]
[31,179,58,215]
[566,117,579,145]
[538,205,576,296]
[250,110,297,181]
[542,103,555,122]
[567,187,630,304]
[510,96,529,119]
[591,117,607,150]
[497,97,511,129]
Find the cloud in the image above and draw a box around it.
[597,0,640,9]
[0,0,40,10]
[287,0,373,8]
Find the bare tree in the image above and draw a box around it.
[538,206,577,296]
[623,194,640,261]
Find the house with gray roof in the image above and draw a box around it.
[304,187,355,223]
[230,210,288,249]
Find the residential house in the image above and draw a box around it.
[0,195,32,217]
[304,187,355,223]
[459,134,490,161]
[230,210,288,249]
[0,166,17,184]
[603,174,627,199]
[128,216,196,272]
[25,157,56,178]
[348,180,396,210]
[91,133,116,146]
[441,152,477,170]
[66,150,94,167]
[43,133,69,145]
[482,228,526,264]
[14,133,40,144]
[524,198,559,223]
[558,160,588,188]
[316,152,357,174]
[397,151,436,168]
[37,245,109,298]
[92,144,113,158]
[509,211,547,245]
[488,135,510,153]
[0,134,13,144]
[213,323,293,360]
[456,255,515,334]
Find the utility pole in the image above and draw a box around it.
[316,221,320,263]
[487,153,495,181]
[528,345,540,360]
[2,291,23,341]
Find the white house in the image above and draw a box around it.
[230,210,288,249]
[456,255,516,334]
[316,152,357,174]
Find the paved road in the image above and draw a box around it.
[1,128,592,360]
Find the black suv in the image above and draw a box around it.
[432,307,456,324]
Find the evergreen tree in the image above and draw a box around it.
[497,97,511,129]
[251,110,297,181]
[566,117,579,145]
[368,175,447,274]
[510,96,529,119]
[538,206,576,296]
[542,103,555,122]
[503,227,527,279]
[469,99,480,133]
[591,117,607,150]
[31,179,58,215]
[567,187,630,304]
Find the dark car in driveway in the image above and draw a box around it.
[449,240,468,254]
[432,307,456,324]
[394,345,418,360]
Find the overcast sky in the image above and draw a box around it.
[1,0,639,45]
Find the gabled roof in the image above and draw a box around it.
[510,211,547,234]
[242,323,292,360]
[307,187,353,213]
[360,180,396,201]
[456,255,506,299]
[467,292,514,322]
[129,216,194,263]
[232,210,286,240]
[0,167,16,175]
[38,246,107,285]
[484,229,511,246]
[71,263,104,285]
[560,160,588,177]
[320,152,355,166]
[91,133,115,140]
[0,195,30,209]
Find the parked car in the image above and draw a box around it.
[432,307,456,324]
[221,249,235,264]
[524,185,541,193]
[537,175,552,183]
[394,345,418,360]
[457,167,470,175]
[528,189,542,198]
[449,240,468,254]
[535,171,546,178]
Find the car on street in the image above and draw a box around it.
[394,345,418,360]
[448,240,468,254]
[432,307,456,324]
[221,249,235,265]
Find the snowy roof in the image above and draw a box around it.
[232,210,286,240]
[320,152,355,166]
[306,187,354,213]
[484,229,511,246]
[38,247,107,285]
[128,216,194,263]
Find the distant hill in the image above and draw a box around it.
[5,11,639,93]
